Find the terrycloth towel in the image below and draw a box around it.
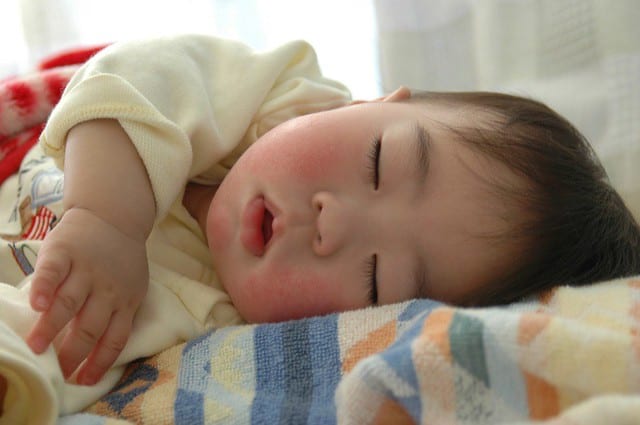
[51,276,640,425]
[336,278,640,424]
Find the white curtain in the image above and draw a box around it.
[375,0,640,219]
[0,0,380,99]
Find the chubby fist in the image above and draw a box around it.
[27,207,149,385]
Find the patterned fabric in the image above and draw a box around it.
[53,301,412,424]
[0,45,105,185]
[336,280,640,424]
[55,277,640,425]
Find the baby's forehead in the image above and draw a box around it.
[431,122,533,228]
[412,99,504,130]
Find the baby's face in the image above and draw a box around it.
[206,96,521,323]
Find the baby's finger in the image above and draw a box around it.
[57,295,112,379]
[30,248,72,312]
[78,310,133,386]
[26,275,90,354]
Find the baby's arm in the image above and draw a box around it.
[27,119,155,386]
[25,34,350,387]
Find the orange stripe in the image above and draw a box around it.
[420,307,454,361]
[342,320,397,373]
[372,398,416,425]
[518,312,551,345]
[417,308,456,420]
[518,313,559,419]
[523,371,559,419]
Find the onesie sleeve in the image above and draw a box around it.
[40,34,351,220]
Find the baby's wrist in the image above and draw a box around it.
[61,205,150,244]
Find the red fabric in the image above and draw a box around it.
[0,124,44,183]
[0,45,108,184]
[37,44,109,70]
[6,80,37,115]
[43,72,69,105]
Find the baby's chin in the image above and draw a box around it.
[223,292,273,324]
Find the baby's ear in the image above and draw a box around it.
[349,86,411,105]
[381,86,411,102]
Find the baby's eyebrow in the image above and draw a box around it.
[412,121,432,187]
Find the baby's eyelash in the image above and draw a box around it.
[365,254,378,305]
[367,136,381,189]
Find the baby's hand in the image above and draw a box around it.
[27,207,149,385]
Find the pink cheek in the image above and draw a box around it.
[241,266,338,322]
[290,147,335,182]
[249,138,345,184]
[206,199,233,258]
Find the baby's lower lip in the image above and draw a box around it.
[240,196,266,257]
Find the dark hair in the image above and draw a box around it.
[407,90,640,305]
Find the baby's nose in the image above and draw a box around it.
[311,191,351,257]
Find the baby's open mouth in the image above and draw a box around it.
[262,207,274,246]
[240,196,275,257]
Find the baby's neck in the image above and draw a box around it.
[182,183,218,236]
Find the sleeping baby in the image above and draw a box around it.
[1,34,639,421]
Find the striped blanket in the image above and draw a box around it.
[56,277,640,425]
[2,48,640,425]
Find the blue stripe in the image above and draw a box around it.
[398,299,442,323]
[377,301,437,422]
[483,314,529,417]
[251,322,285,424]
[175,389,204,424]
[307,314,340,424]
[251,315,342,424]
[174,332,211,425]
[99,360,158,414]
[279,320,313,425]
